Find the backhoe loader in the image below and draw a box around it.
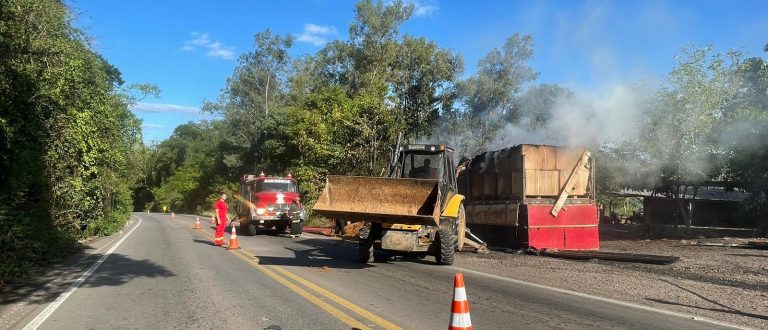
[313,142,487,265]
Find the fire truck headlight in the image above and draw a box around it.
[256,208,266,215]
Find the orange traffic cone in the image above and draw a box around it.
[227,223,240,250]
[194,217,201,229]
[171,212,175,219]
[449,273,472,330]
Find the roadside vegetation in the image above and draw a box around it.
[0,0,154,287]
[1,0,766,287]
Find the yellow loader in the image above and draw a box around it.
[313,143,477,265]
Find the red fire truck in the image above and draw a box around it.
[235,172,304,237]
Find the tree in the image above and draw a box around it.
[640,46,741,226]
[392,36,462,138]
[459,33,538,117]
[515,84,574,130]
[203,30,295,175]
[719,55,768,229]
[1,0,144,286]
[440,33,538,158]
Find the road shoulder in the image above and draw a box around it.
[0,217,139,329]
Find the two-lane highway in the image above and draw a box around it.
[10,213,744,329]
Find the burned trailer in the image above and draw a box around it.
[457,144,599,250]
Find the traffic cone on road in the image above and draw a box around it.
[449,273,472,330]
[227,223,240,250]
[194,217,201,229]
[171,212,175,219]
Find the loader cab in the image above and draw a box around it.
[394,144,458,190]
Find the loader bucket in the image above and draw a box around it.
[312,175,440,226]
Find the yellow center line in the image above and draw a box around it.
[228,245,371,330]
[268,265,403,330]
[169,215,378,330]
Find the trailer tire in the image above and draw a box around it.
[358,227,374,263]
[435,226,456,265]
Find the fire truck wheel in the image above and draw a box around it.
[237,216,256,236]
[435,226,456,265]
[239,219,255,236]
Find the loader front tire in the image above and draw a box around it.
[435,226,456,265]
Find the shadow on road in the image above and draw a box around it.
[0,253,174,306]
[193,239,216,246]
[256,238,374,270]
[646,280,768,321]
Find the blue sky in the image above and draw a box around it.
[69,0,768,144]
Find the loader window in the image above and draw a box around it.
[401,152,442,179]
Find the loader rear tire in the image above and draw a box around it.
[358,226,374,263]
[435,227,456,265]
[359,238,374,263]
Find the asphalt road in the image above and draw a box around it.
[3,213,746,330]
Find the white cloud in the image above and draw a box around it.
[188,32,211,46]
[131,102,200,114]
[180,32,235,60]
[206,42,235,60]
[141,123,165,129]
[410,0,438,17]
[388,0,438,17]
[296,23,338,46]
[305,23,336,35]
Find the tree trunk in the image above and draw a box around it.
[265,75,270,116]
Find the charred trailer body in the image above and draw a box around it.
[458,144,599,250]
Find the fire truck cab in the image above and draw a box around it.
[235,172,304,237]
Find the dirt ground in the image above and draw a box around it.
[454,224,768,329]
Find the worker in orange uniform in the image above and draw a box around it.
[213,192,228,246]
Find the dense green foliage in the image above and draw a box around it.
[0,0,144,286]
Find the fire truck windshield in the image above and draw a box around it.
[256,179,297,192]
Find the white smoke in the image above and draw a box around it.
[487,82,652,150]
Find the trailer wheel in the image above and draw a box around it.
[435,226,456,265]
[358,227,374,263]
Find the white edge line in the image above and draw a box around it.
[23,216,143,330]
[451,266,751,330]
